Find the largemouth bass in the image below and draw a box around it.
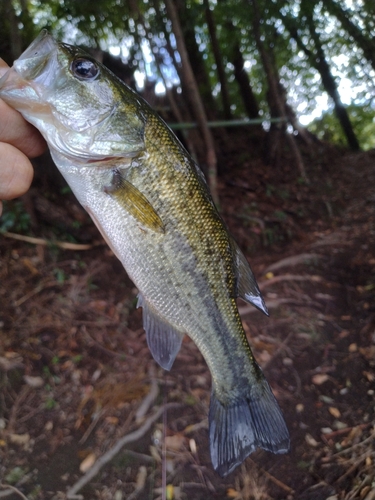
[0,31,289,476]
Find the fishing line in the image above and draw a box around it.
[162,370,168,500]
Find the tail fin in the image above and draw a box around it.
[209,377,289,477]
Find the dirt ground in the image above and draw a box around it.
[0,131,374,500]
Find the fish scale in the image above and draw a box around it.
[0,30,290,476]
[141,117,247,390]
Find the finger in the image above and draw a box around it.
[0,59,46,158]
[0,58,9,74]
[0,142,34,200]
[0,100,47,158]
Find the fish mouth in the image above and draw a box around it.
[14,29,57,80]
[0,30,57,110]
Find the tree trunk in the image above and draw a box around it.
[204,0,232,120]
[19,0,36,49]
[130,0,198,158]
[250,0,306,178]
[231,38,260,119]
[283,8,360,151]
[4,0,22,60]
[306,11,360,151]
[164,0,219,204]
[178,4,217,120]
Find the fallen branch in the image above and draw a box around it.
[321,423,371,444]
[336,450,373,484]
[2,231,98,251]
[82,327,129,359]
[248,459,294,495]
[13,280,59,307]
[135,367,159,423]
[0,484,28,500]
[345,473,375,500]
[265,253,323,273]
[127,466,147,500]
[310,234,353,247]
[321,427,375,462]
[235,213,265,230]
[259,274,323,289]
[6,386,31,433]
[78,408,105,445]
[262,331,294,369]
[66,403,181,499]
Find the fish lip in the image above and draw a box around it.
[0,30,57,92]
[13,30,57,80]
[0,30,58,111]
[17,30,53,60]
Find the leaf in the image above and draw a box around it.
[334,421,348,430]
[189,438,197,453]
[21,257,39,275]
[363,371,375,382]
[360,346,375,359]
[305,433,319,447]
[23,375,44,388]
[226,488,240,498]
[295,403,304,413]
[312,373,329,385]
[135,466,147,489]
[80,452,96,473]
[166,484,174,500]
[328,407,341,418]
[165,434,185,451]
[319,395,334,404]
[9,433,30,447]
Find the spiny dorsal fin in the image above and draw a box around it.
[105,169,164,233]
[137,294,185,371]
[231,239,269,316]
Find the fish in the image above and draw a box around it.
[0,30,289,476]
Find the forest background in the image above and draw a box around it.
[1,0,375,198]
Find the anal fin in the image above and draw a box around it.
[232,239,269,316]
[137,294,184,370]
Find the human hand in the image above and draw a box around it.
[0,58,46,216]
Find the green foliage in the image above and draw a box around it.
[309,104,375,150]
[1,0,375,149]
[4,466,28,484]
[273,209,288,221]
[44,396,58,410]
[0,202,31,233]
[53,268,67,284]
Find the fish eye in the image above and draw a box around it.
[71,58,99,81]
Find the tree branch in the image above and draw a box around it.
[66,403,181,499]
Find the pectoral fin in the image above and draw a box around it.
[137,294,185,370]
[232,239,269,315]
[105,169,164,233]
